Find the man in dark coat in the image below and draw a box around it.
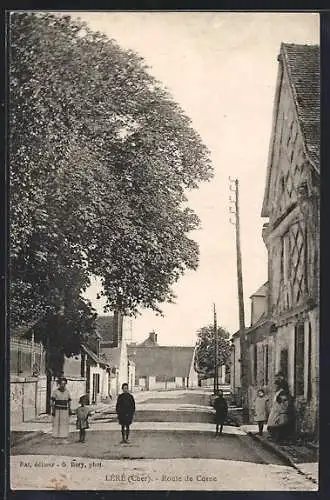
[213,389,228,436]
[116,383,136,443]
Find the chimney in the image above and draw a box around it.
[148,331,158,344]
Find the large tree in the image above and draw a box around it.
[10,12,213,344]
[194,325,232,378]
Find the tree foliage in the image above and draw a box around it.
[10,12,213,346]
[194,325,232,377]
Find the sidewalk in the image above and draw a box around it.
[240,424,318,485]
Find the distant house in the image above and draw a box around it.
[98,313,135,395]
[47,326,112,409]
[80,344,111,405]
[127,333,198,390]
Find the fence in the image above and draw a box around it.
[10,338,47,425]
[10,337,46,377]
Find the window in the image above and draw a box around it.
[281,232,290,283]
[156,375,175,383]
[294,323,305,397]
[92,373,100,403]
[264,345,269,385]
[253,344,258,384]
[280,348,288,380]
[307,322,312,401]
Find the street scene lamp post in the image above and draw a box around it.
[229,177,249,422]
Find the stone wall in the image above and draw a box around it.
[10,375,47,425]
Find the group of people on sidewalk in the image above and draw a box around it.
[51,378,136,444]
[252,371,295,443]
[212,371,295,443]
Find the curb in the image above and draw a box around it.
[11,430,44,446]
[244,430,318,485]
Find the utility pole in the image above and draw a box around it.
[229,177,249,422]
[213,303,219,393]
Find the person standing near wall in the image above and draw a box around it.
[253,389,269,436]
[51,377,72,443]
[267,378,294,443]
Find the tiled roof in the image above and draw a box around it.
[246,316,274,335]
[81,344,110,368]
[127,346,195,378]
[282,43,320,171]
[100,346,121,367]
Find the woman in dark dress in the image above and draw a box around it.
[213,389,228,436]
[116,383,136,443]
[267,379,294,442]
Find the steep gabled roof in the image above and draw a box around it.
[261,43,320,218]
[127,346,195,378]
[282,43,320,171]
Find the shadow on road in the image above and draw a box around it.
[11,429,287,465]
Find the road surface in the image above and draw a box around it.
[11,389,317,491]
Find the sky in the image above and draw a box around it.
[70,12,319,346]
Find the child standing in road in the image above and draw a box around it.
[213,390,228,436]
[76,395,91,443]
[254,389,269,436]
[116,383,136,444]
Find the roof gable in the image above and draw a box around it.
[250,282,268,298]
[81,344,109,368]
[261,43,320,218]
[282,43,320,171]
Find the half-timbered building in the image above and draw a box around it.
[261,43,320,437]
